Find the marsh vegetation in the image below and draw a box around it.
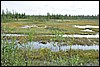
[1,9,99,66]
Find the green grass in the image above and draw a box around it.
[1,42,99,66]
[1,33,99,66]
[1,19,99,35]
[1,19,99,66]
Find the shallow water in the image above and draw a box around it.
[1,34,99,38]
[20,25,33,28]
[20,25,47,28]
[16,41,99,52]
[1,34,28,36]
[81,29,94,32]
[2,39,99,51]
[73,25,99,28]
[44,34,99,38]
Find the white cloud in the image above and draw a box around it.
[1,1,99,15]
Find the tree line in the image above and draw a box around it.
[1,9,99,22]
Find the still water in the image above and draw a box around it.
[16,41,99,52]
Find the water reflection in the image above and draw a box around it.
[1,33,99,38]
[17,41,99,52]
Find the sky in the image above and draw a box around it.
[1,1,99,16]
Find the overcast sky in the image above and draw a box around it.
[1,1,99,15]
